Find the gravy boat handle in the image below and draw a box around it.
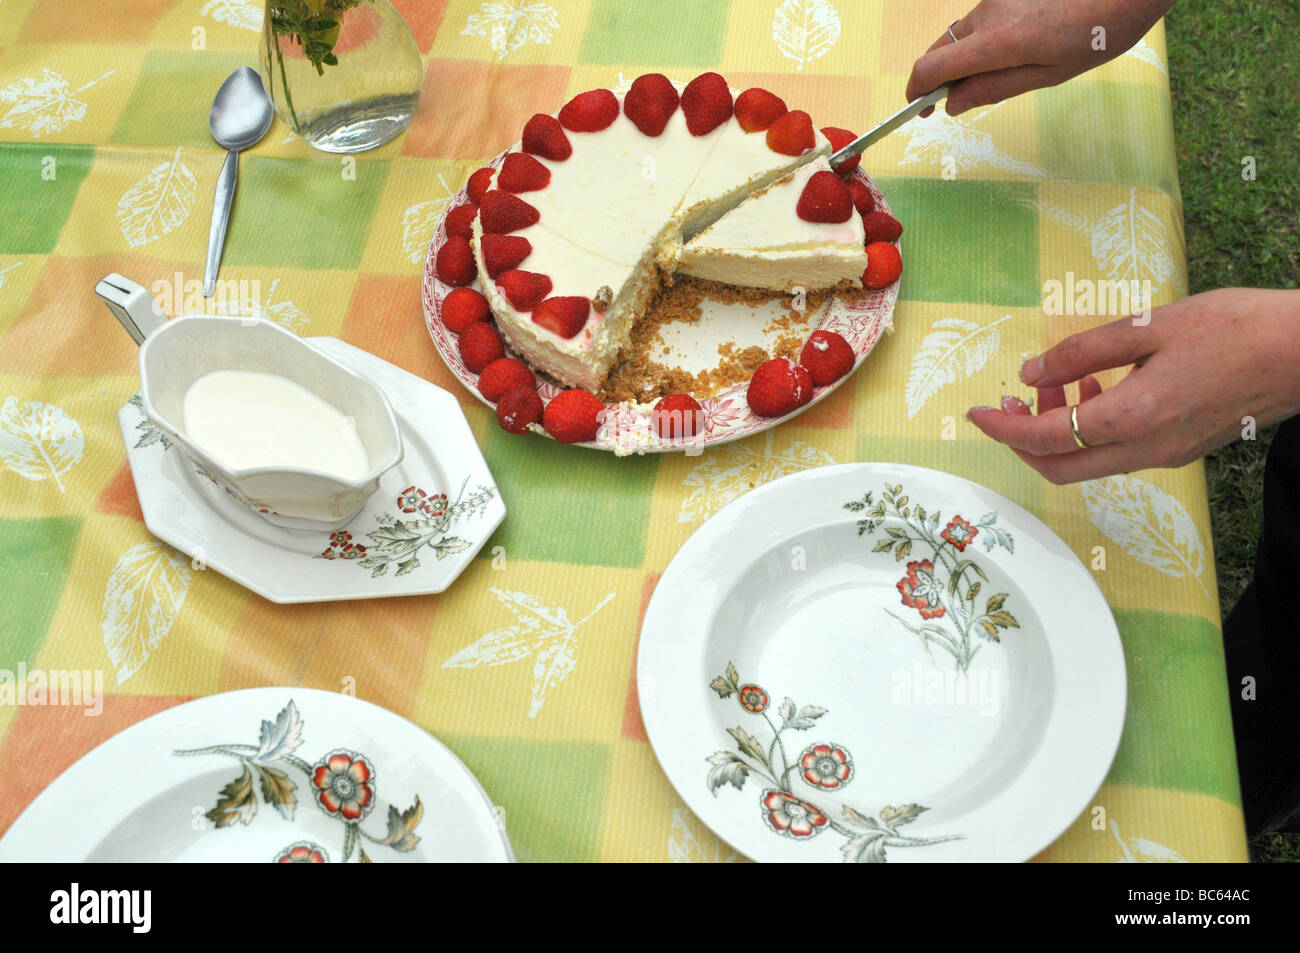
[95,274,167,346]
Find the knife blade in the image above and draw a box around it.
[828,85,951,166]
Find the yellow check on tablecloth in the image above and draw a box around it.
[0,0,1246,862]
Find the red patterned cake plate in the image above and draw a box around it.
[421,154,899,456]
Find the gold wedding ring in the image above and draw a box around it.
[1070,405,1090,450]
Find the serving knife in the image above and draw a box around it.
[828,85,951,166]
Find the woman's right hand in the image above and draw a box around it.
[906,0,1177,116]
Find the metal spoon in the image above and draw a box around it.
[203,67,274,297]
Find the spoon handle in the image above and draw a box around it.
[202,149,239,297]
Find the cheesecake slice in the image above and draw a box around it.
[677,156,869,293]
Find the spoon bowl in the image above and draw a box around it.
[210,66,275,151]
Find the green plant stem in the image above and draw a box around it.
[272,31,302,133]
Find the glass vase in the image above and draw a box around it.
[262,0,422,154]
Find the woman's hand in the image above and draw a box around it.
[906,0,1177,116]
[966,289,1300,483]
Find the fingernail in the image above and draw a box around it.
[1020,356,1043,385]
[965,405,994,421]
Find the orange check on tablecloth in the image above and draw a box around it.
[0,0,1245,862]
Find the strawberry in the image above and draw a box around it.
[444,202,478,241]
[497,152,551,193]
[496,270,553,311]
[478,357,536,402]
[862,211,903,243]
[531,296,590,339]
[441,287,490,333]
[747,358,813,418]
[522,113,572,161]
[559,89,620,132]
[479,190,541,234]
[496,385,544,435]
[848,179,875,216]
[466,166,495,205]
[653,393,704,440]
[734,88,787,133]
[766,109,815,156]
[680,72,732,136]
[795,170,853,224]
[623,73,679,136]
[821,126,861,175]
[481,233,532,279]
[458,320,504,373]
[799,330,854,386]
[543,389,605,444]
[863,242,902,289]
[435,237,476,287]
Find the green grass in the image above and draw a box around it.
[1165,0,1300,862]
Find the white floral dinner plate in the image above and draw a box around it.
[638,462,1127,863]
[0,687,514,863]
[117,338,506,603]
[421,155,898,455]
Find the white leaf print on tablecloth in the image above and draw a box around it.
[1081,474,1209,594]
[0,261,21,293]
[462,1,559,61]
[679,430,835,524]
[1038,187,1181,299]
[772,0,841,71]
[905,315,1012,419]
[102,542,192,685]
[401,174,455,264]
[0,68,114,138]
[1124,38,1168,75]
[201,0,263,31]
[443,588,615,717]
[0,397,84,492]
[116,146,197,248]
[899,106,1044,178]
[1110,821,1187,863]
[209,277,309,333]
[668,808,742,863]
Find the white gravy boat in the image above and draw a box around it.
[97,274,403,530]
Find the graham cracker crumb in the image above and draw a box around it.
[600,276,796,402]
[596,276,863,403]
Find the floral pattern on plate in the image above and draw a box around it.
[318,477,497,577]
[274,841,329,863]
[127,394,171,450]
[846,482,1020,671]
[175,700,423,864]
[706,663,961,863]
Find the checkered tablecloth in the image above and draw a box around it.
[0,0,1246,862]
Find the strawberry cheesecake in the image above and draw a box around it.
[443,72,873,393]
